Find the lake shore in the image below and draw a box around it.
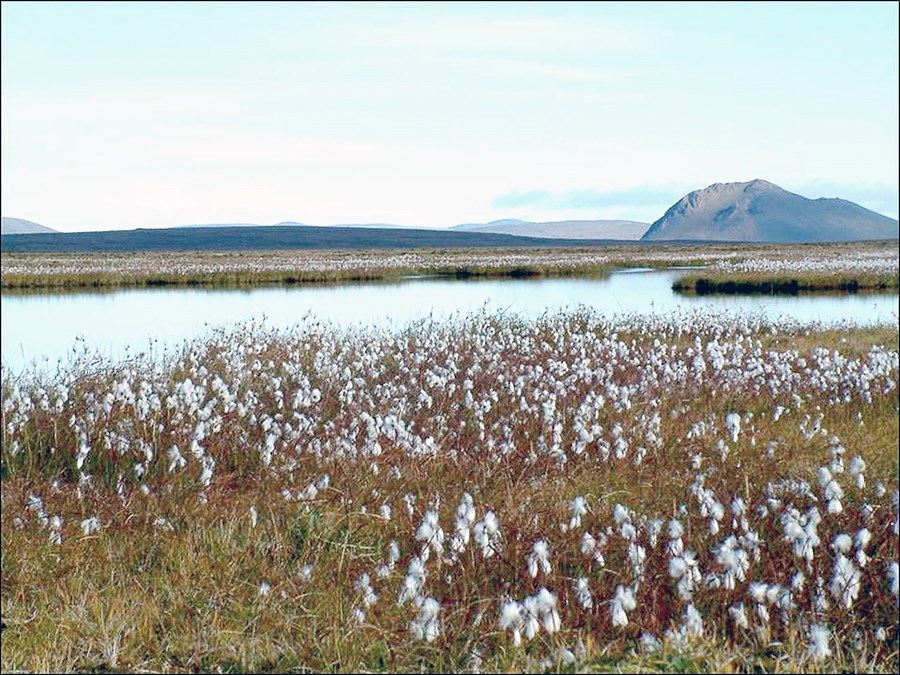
[3,241,897,291]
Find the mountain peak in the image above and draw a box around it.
[642,180,897,242]
[1,217,57,235]
[690,178,780,197]
[745,178,778,190]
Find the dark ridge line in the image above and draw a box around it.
[3,224,896,254]
[0,224,652,253]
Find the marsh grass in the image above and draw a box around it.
[3,241,896,292]
[673,272,899,295]
[2,313,898,672]
[0,248,625,290]
[0,263,613,291]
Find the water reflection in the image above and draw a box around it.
[2,269,897,373]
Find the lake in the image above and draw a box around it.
[2,268,898,374]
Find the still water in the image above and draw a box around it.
[2,269,897,373]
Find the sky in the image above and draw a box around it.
[1,1,898,232]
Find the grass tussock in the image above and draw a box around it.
[2,311,899,672]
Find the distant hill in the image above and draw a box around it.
[454,219,649,240]
[174,221,407,229]
[1,217,57,235]
[323,222,411,229]
[176,222,276,229]
[0,224,637,253]
[177,221,413,229]
[455,219,528,229]
[641,179,899,242]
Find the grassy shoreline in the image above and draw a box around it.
[0,248,628,290]
[0,262,615,291]
[673,271,900,295]
[3,241,897,291]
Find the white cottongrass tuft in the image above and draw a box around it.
[854,528,871,567]
[724,412,741,442]
[818,467,844,514]
[713,535,749,590]
[830,554,861,609]
[473,511,502,558]
[581,531,606,566]
[416,509,445,561]
[888,561,899,597]
[48,515,63,544]
[669,550,702,601]
[806,624,832,662]
[831,533,852,554]
[355,573,378,607]
[499,588,561,644]
[450,493,475,553]
[667,519,685,556]
[536,588,561,634]
[398,556,426,606]
[522,596,541,640]
[527,539,552,578]
[80,516,101,536]
[569,496,587,529]
[574,577,593,610]
[728,602,748,630]
[409,597,441,642]
[499,600,524,646]
[682,603,703,638]
[640,632,662,653]
[848,456,866,489]
[610,584,637,628]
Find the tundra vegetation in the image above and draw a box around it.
[1,241,897,293]
[1,307,898,673]
[672,250,899,295]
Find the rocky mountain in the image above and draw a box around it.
[641,179,898,242]
[453,219,649,240]
[1,217,57,235]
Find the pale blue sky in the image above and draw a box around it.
[2,1,897,231]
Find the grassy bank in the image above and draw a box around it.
[3,241,897,291]
[673,271,900,295]
[0,249,624,290]
[0,265,563,290]
[2,313,898,672]
[0,263,618,291]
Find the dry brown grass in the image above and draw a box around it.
[2,314,898,672]
[3,240,897,290]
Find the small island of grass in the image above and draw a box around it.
[673,271,899,295]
